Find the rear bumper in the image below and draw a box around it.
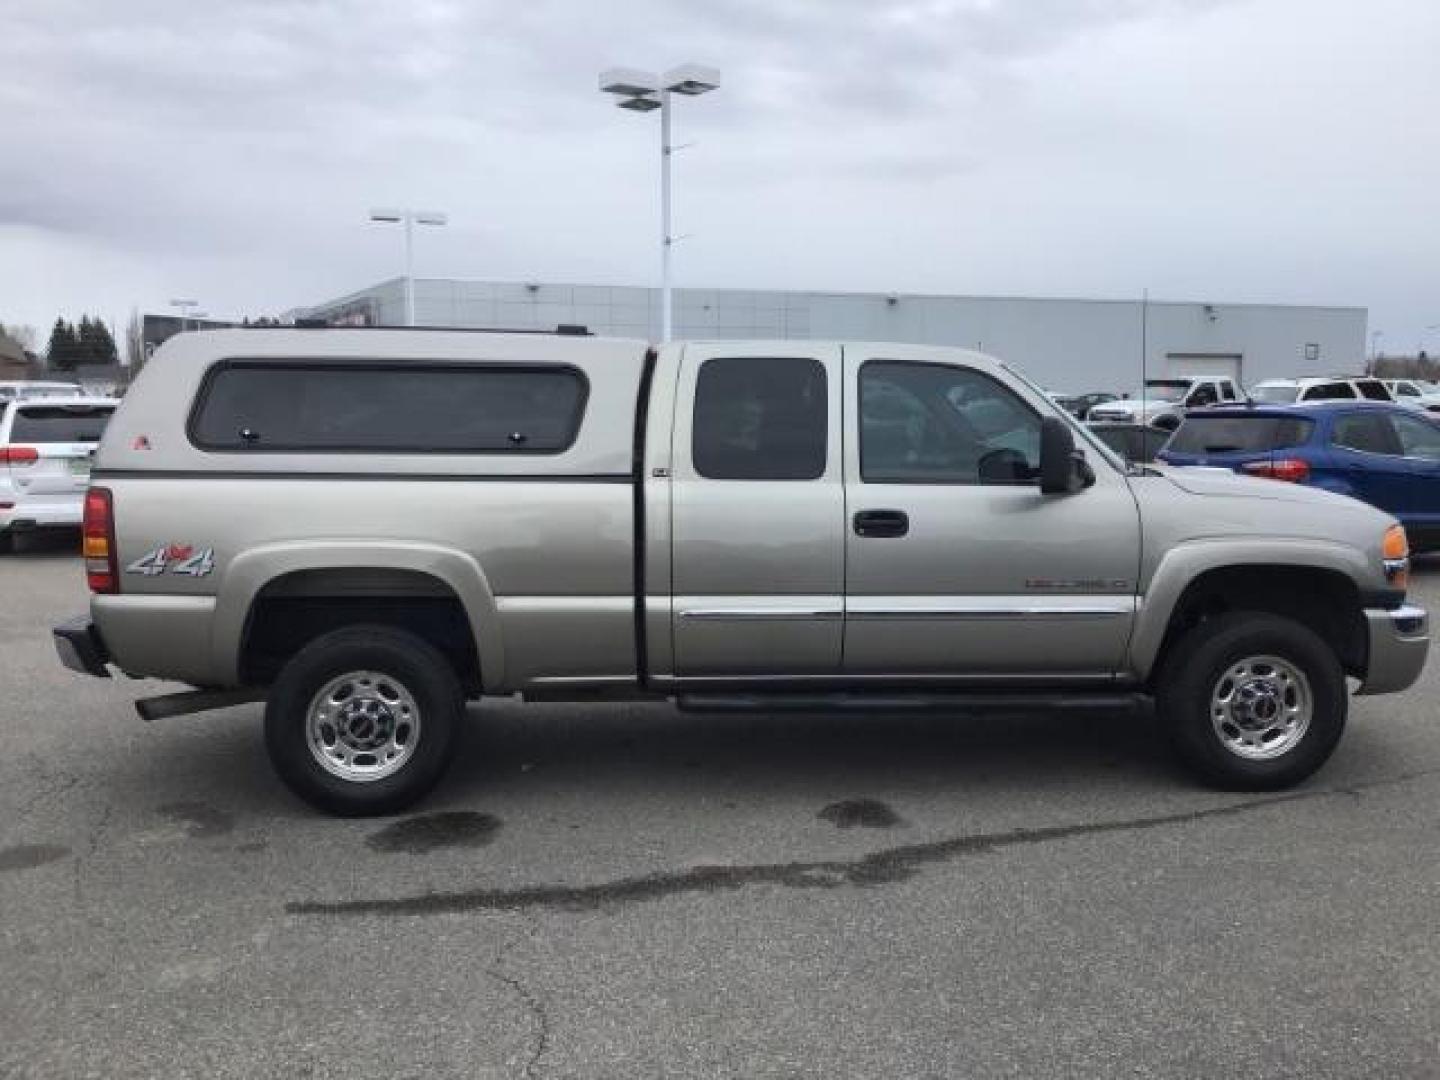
[1,491,85,530]
[53,616,111,678]
[1357,604,1429,695]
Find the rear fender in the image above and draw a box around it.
[213,541,502,688]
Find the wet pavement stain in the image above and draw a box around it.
[0,844,70,872]
[819,799,906,830]
[366,811,502,854]
[159,802,235,838]
[285,771,1440,919]
[236,840,268,854]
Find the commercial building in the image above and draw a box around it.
[297,279,1368,392]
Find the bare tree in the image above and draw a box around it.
[0,323,38,351]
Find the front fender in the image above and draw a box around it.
[1128,538,1372,680]
[212,540,504,688]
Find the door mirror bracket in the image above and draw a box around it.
[1039,417,1094,495]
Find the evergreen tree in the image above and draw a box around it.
[46,318,80,370]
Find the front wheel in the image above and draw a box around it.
[1156,612,1346,790]
[264,625,463,816]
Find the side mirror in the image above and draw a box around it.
[1039,417,1092,494]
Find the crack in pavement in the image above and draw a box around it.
[483,916,551,1079]
[286,768,1439,919]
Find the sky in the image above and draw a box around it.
[2,0,1437,356]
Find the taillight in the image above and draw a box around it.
[83,487,118,594]
[1241,458,1310,483]
[0,446,38,465]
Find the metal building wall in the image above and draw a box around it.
[303,279,1367,392]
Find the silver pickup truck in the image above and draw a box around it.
[54,329,1428,815]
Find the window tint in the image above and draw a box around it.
[1391,413,1440,460]
[1167,416,1314,454]
[1396,383,1421,398]
[191,363,586,453]
[860,361,1041,484]
[1356,380,1392,401]
[1187,383,1219,406]
[1219,381,1239,401]
[1332,413,1399,455]
[692,356,827,480]
[10,405,115,442]
[1304,382,1357,401]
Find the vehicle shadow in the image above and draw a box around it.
[109,697,1182,824]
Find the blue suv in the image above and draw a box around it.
[1158,401,1440,551]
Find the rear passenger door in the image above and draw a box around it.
[669,344,845,678]
[1388,412,1440,531]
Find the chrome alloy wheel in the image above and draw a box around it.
[306,670,421,782]
[1210,655,1312,760]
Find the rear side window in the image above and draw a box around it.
[692,357,827,480]
[1167,416,1314,454]
[190,362,587,453]
[9,405,115,442]
[1303,382,1357,401]
[1332,414,1400,455]
[1356,380,1391,401]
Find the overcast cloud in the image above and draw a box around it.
[2,0,1437,353]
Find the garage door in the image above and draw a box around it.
[1166,353,1242,382]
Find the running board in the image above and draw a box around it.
[135,687,266,722]
[676,691,1147,714]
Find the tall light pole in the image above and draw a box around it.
[599,64,721,341]
[169,298,200,333]
[368,208,448,326]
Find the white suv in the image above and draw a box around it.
[1383,379,1440,413]
[1249,377,1393,404]
[0,396,116,551]
[1087,375,1243,430]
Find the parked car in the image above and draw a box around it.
[1382,379,1440,413]
[1087,422,1172,464]
[1087,375,1243,430]
[1159,401,1440,550]
[1249,377,1393,404]
[0,380,85,402]
[1054,391,1119,420]
[0,396,116,551]
[54,330,1426,814]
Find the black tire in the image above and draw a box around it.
[0,531,12,555]
[1156,612,1346,790]
[264,625,463,816]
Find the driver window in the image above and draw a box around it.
[1188,383,1218,406]
[859,361,1041,484]
[1391,414,1440,460]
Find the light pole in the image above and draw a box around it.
[599,64,721,341]
[169,298,200,333]
[368,208,448,326]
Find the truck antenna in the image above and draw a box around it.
[1140,288,1149,397]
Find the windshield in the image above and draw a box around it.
[1167,415,1314,454]
[1250,383,1301,403]
[1138,382,1188,402]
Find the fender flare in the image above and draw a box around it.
[212,540,504,689]
[1128,537,1371,680]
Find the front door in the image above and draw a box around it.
[841,346,1141,679]
[669,343,845,678]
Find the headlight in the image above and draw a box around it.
[1383,524,1409,590]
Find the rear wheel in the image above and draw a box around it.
[1156,612,1346,790]
[264,625,463,816]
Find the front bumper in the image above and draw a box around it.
[1357,604,1429,695]
[53,616,111,678]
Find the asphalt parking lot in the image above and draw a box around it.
[1,535,1437,1079]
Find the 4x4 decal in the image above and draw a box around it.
[125,544,216,578]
